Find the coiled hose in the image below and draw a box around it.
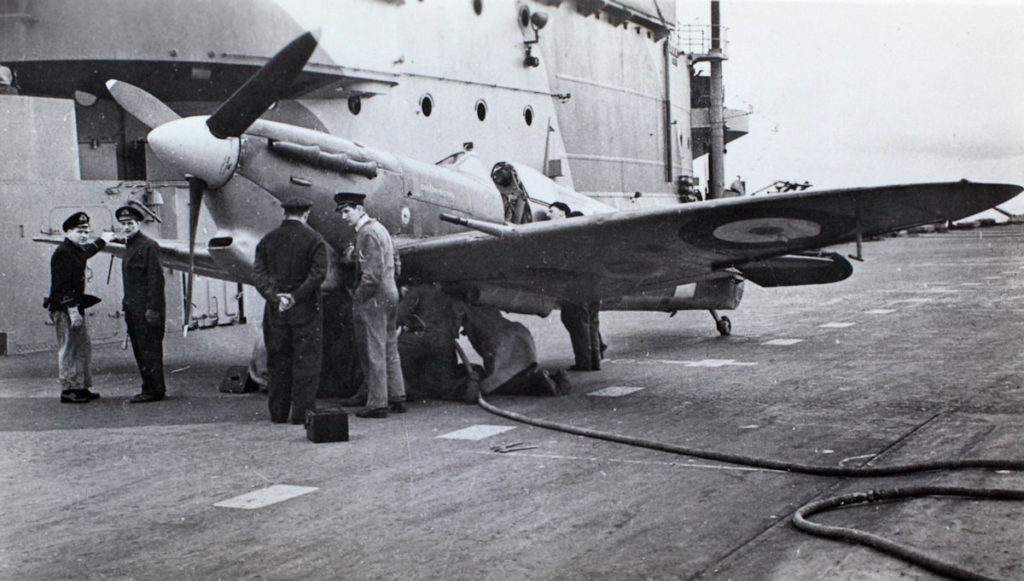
[477,394,1023,580]
[794,487,1022,581]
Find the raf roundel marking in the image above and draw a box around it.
[401,206,411,226]
[677,207,845,250]
[713,218,821,244]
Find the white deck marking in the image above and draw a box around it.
[865,308,896,315]
[588,386,645,397]
[608,358,756,367]
[460,451,784,473]
[819,322,855,328]
[888,298,933,305]
[214,485,317,509]
[438,424,516,441]
[686,359,757,367]
[762,338,803,346]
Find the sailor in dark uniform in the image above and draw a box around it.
[397,283,465,402]
[547,203,605,371]
[115,205,167,403]
[252,197,327,424]
[46,211,113,403]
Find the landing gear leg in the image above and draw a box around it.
[710,310,731,336]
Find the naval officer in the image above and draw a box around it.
[46,211,114,403]
[252,197,327,424]
[334,192,406,418]
[115,205,167,403]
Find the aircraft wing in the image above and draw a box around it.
[397,181,1021,302]
[33,236,233,282]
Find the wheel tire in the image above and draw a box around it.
[717,316,732,336]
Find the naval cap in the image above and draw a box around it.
[62,211,90,232]
[333,191,366,208]
[115,205,144,222]
[280,197,313,211]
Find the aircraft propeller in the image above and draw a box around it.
[104,79,182,129]
[206,30,320,139]
[104,29,321,336]
[183,176,207,335]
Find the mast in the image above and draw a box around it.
[706,0,727,199]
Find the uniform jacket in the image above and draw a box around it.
[252,219,327,325]
[353,217,399,305]
[121,231,165,314]
[47,238,106,313]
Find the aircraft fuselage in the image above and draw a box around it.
[170,117,507,279]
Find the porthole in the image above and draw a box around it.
[518,6,530,27]
[476,100,487,121]
[420,94,434,117]
[348,95,361,115]
[523,105,534,126]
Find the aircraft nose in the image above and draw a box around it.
[147,116,239,189]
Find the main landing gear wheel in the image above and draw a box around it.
[716,316,732,336]
[709,310,732,336]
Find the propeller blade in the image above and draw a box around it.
[183,176,206,337]
[206,30,320,139]
[105,80,181,129]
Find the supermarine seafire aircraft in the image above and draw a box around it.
[92,31,1020,337]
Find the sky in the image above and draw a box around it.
[682,1,1024,215]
